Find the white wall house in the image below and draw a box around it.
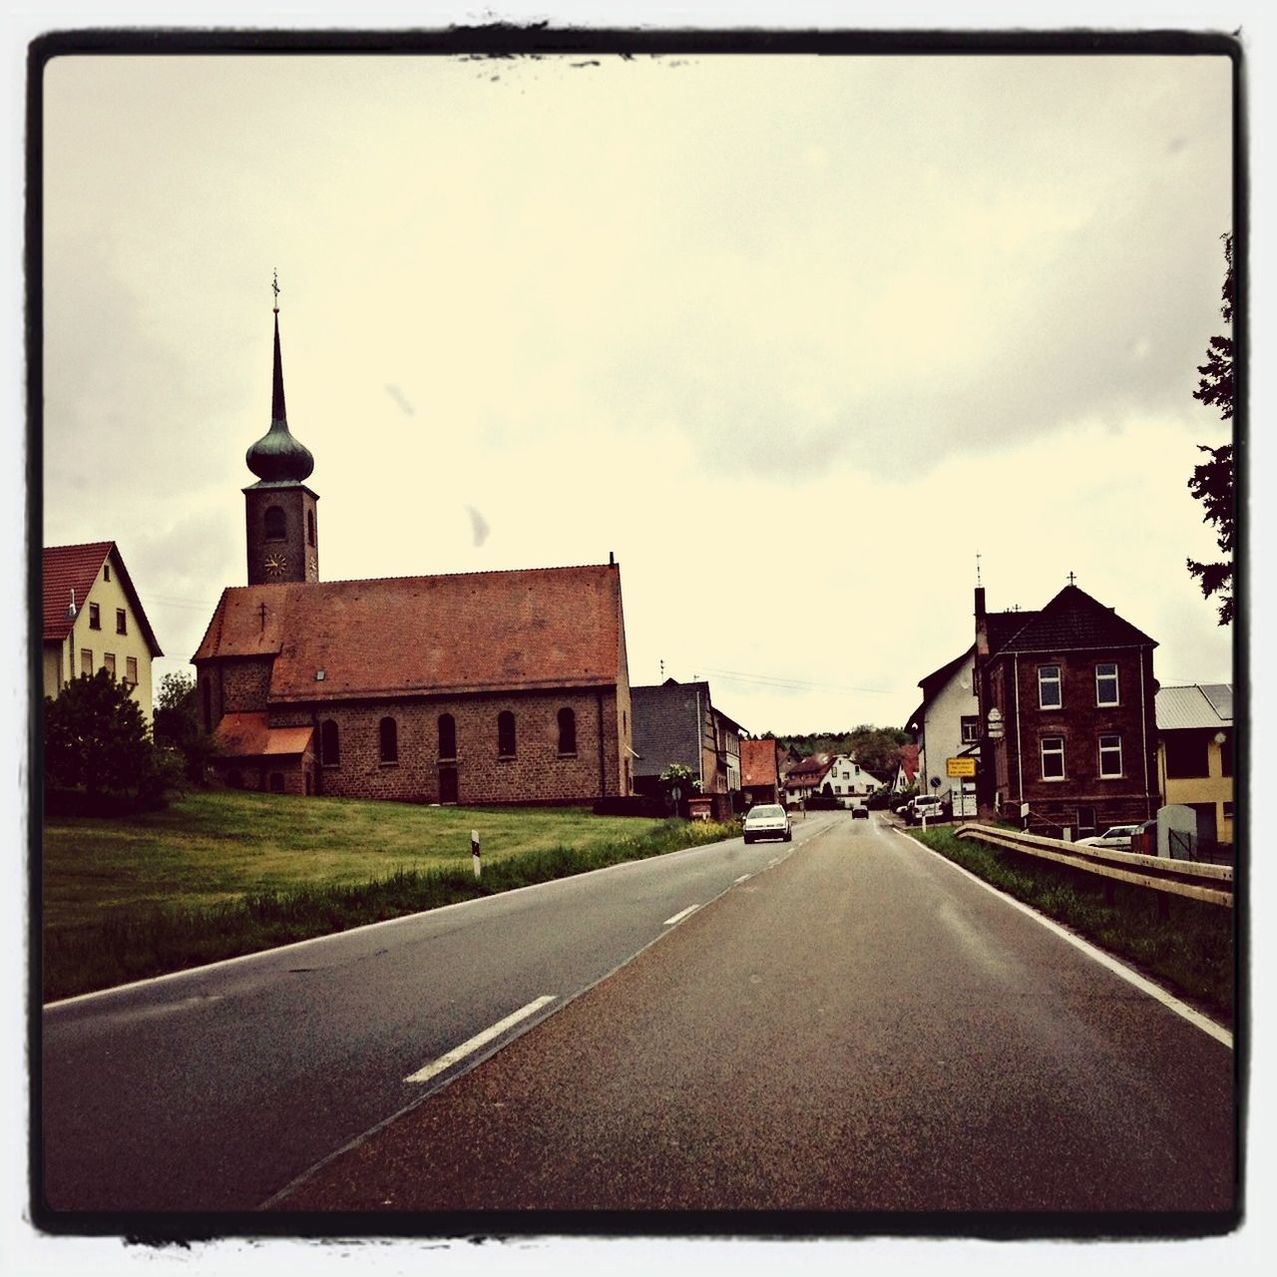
[908,647,980,809]
[823,755,884,807]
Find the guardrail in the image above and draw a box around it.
[950,823,1234,909]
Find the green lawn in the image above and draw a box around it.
[42,790,739,1000]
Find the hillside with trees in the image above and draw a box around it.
[768,725,909,780]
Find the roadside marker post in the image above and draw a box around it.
[471,829,481,879]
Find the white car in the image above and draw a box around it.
[743,803,792,844]
[1077,824,1141,850]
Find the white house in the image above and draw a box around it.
[906,647,980,813]
[824,754,884,807]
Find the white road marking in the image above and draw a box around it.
[734,874,752,884]
[663,905,699,926]
[892,828,1233,1048]
[404,995,557,1084]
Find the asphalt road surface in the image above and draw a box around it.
[41,811,833,1214]
[274,812,1235,1215]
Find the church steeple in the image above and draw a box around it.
[245,274,315,485]
[243,273,320,586]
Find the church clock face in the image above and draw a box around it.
[263,552,289,578]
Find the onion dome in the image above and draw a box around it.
[245,304,314,484]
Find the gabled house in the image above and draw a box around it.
[973,583,1159,837]
[1156,683,1233,848]
[889,743,921,794]
[740,737,783,807]
[43,542,163,721]
[630,678,746,800]
[781,753,833,806]
[906,647,981,808]
[824,754,884,806]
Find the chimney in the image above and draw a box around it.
[974,586,988,660]
[65,588,78,622]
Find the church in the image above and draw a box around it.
[193,299,634,806]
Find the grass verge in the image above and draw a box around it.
[43,791,740,1002]
[906,826,1234,1028]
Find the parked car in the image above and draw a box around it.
[908,795,945,825]
[1076,824,1142,850]
[743,803,792,844]
[851,805,870,820]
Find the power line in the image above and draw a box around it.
[698,666,902,696]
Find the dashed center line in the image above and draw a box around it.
[663,905,699,926]
[734,874,752,884]
[404,995,557,1084]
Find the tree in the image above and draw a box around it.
[1187,233,1234,625]
[152,671,218,783]
[44,669,156,801]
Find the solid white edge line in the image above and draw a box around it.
[663,904,699,926]
[891,827,1232,1049]
[403,994,557,1084]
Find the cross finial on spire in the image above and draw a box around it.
[976,551,982,586]
[272,269,280,314]
[1067,571,1077,586]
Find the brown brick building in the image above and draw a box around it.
[193,299,633,805]
[974,582,1159,838]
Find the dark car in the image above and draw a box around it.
[851,805,870,820]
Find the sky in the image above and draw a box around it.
[39,46,1235,739]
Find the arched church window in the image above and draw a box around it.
[379,716,399,764]
[557,707,577,756]
[265,506,287,541]
[438,713,456,761]
[497,711,517,758]
[321,719,340,766]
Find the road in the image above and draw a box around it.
[40,810,834,1214]
[274,812,1235,1215]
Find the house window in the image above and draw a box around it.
[80,648,92,676]
[1075,805,1097,835]
[960,716,979,744]
[125,656,138,688]
[842,771,850,780]
[1038,665,1062,709]
[307,510,316,547]
[438,713,457,761]
[1040,736,1065,780]
[103,564,111,582]
[835,784,843,794]
[1095,662,1119,706]
[379,716,399,764]
[557,707,577,756]
[1223,801,1234,821]
[1165,734,1209,779]
[103,653,116,677]
[264,505,287,541]
[497,710,517,758]
[88,603,101,630]
[321,719,340,766]
[116,609,127,635]
[1219,734,1233,778]
[1098,734,1123,778]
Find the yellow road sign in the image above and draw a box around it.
[946,757,977,777]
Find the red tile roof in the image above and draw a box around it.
[43,542,163,655]
[897,743,920,784]
[193,565,625,702]
[740,738,780,787]
[214,712,314,758]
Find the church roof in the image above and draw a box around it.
[193,564,626,702]
[214,712,314,758]
[43,541,163,655]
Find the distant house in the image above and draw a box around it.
[740,737,783,807]
[824,754,883,806]
[906,647,981,809]
[42,542,163,722]
[782,753,833,806]
[630,678,746,800]
[973,583,1159,837]
[1156,684,1233,847]
[889,743,921,794]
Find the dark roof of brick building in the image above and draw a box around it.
[989,584,1155,655]
[43,541,163,655]
[193,564,625,703]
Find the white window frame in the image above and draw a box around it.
[1040,736,1065,780]
[1098,733,1123,778]
[1038,665,1062,710]
[1095,662,1120,707]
